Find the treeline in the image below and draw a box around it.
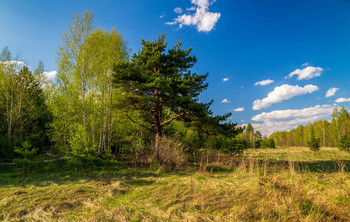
[236,123,275,149]
[0,11,257,167]
[269,107,350,151]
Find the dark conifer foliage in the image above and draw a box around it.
[113,34,218,158]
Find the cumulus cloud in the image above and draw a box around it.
[174,7,183,14]
[166,0,221,32]
[335,98,350,103]
[222,77,229,82]
[187,6,197,11]
[255,79,274,86]
[252,84,319,110]
[232,108,244,112]
[286,66,323,80]
[302,62,309,67]
[221,98,230,103]
[1,60,30,72]
[42,71,57,81]
[251,105,334,136]
[326,87,339,98]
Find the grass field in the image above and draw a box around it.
[1,147,350,221]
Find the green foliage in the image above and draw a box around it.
[50,11,129,156]
[0,46,11,61]
[338,135,350,152]
[0,54,52,159]
[307,135,321,152]
[113,34,210,147]
[261,136,275,148]
[112,34,242,160]
[221,137,248,154]
[269,107,350,149]
[13,141,38,175]
[67,124,100,169]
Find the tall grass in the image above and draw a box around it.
[1,147,350,221]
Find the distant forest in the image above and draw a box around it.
[270,107,350,149]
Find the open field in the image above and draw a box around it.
[1,147,350,221]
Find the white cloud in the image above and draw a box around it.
[42,71,57,81]
[252,84,319,110]
[302,62,309,67]
[326,87,339,98]
[165,21,177,25]
[335,97,350,103]
[222,77,229,82]
[255,79,274,86]
[252,105,334,136]
[1,60,30,72]
[166,0,221,32]
[232,108,244,112]
[221,98,230,103]
[174,7,183,14]
[286,66,323,80]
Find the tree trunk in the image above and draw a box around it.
[154,99,162,162]
[322,121,326,147]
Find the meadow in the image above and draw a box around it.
[1,147,350,221]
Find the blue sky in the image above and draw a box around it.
[1,0,350,135]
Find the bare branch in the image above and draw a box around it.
[161,112,185,126]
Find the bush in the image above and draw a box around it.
[13,141,38,175]
[67,124,100,169]
[220,137,248,154]
[152,137,187,170]
[307,135,320,152]
[261,137,275,148]
[339,135,350,152]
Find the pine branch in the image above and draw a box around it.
[161,112,185,126]
[126,113,154,132]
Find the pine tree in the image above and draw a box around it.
[307,126,320,152]
[113,34,210,160]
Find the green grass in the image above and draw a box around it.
[1,147,350,221]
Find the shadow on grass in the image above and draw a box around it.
[271,160,350,173]
[0,162,163,188]
[1,158,349,188]
[191,158,350,174]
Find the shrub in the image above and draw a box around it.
[13,141,38,175]
[338,135,350,152]
[67,124,100,169]
[307,135,320,152]
[152,137,187,170]
[220,137,248,154]
[261,137,275,148]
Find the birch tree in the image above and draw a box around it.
[0,48,51,158]
[50,11,128,155]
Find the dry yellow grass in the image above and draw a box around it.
[1,147,350,221]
